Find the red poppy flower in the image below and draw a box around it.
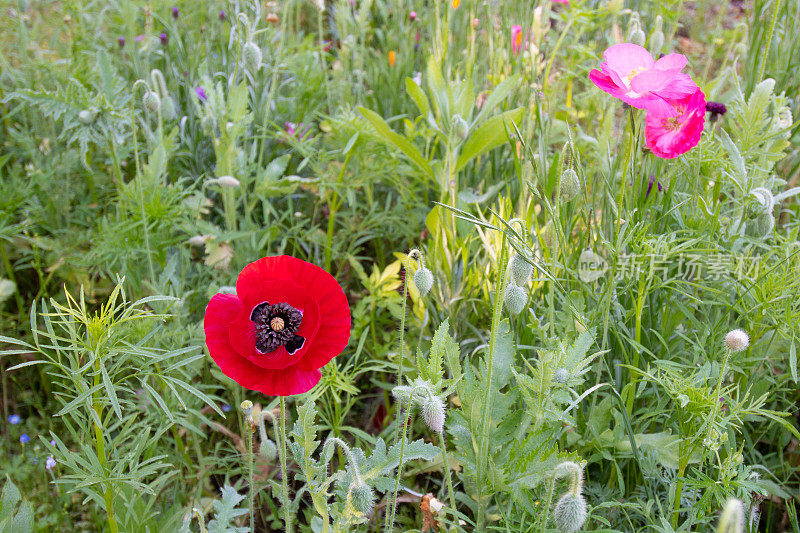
[204,256,351,396]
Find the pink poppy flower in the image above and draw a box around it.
[589,43,697,116]
[552,0,569,3]
[511,25,523,54]
[644,88,706,159]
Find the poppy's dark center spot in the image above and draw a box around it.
[250,302,305,355]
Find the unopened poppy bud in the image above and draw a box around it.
[349,482,375,515]
[216,175,240,188]
[422,396,446,433]
[725,329,749,352]
[650,30,664,54]
[161,96,177,120]
[243,41,262,71]
[409,11,417,21]
[453,114,469,140]
[188,235,208,247]
[78,110,96,125]
[143,91,161,113]
[413,267,434,296]
[559,168,580,201]
[553,368,570,383]
[240,400,253,415]
[750,212,774,238]
[553,493,588,533]
[504,285,527,316]
[259,438,278,461]
[509,253,533,286]
[716,499,745,533]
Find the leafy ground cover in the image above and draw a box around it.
[1,0,800,531]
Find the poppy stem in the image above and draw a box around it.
[384,398,413,533]
[247,417,254,532]
[279,396,292,533]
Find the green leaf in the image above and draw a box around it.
[405,77,430,119]
[357,107,434,179]
[473,75,519,124]
[456,107,524,171]
[490,319,514,389]
[0,477,34,533]
[790,340,797,384]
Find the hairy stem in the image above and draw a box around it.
[279,397,292,533]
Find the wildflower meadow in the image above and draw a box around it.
[2,0,800,531]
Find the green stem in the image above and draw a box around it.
[392,257,411,443]
[130,102,155,283]
[757,0,781,84]
[279,397,292,533]
[385,399,413,532]
[247,417,254,533]
[439,431,457,513]
[476,234,509,529]
[93,361,118,533]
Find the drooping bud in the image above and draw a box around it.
[509,253,533,286]
[453,114,469,140]
[243,41,262,72]
[716,499,745,533]
[504,284,527,316]
[259,438,277,461]
[553,493,588,533]
[143,91,161,113]
[413,267,434,296]
[421,396,446,433]
[349,481,375,515]
[649,29,664,55]
[627,19,646,47]
[559,169,580,201]
[725,329,749,352]
[78,110,96,125]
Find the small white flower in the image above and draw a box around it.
[725,329,750,352]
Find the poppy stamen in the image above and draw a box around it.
[251,302,303,354]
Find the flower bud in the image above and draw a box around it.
[240,400,253,415]
[749,212,774,238]
[143,91,161,113]
[504,284,527,316]
[78,109,96,125]
[215,175,241,188]
[243,41,262,72]
[553,493,588,533]
[716,499,745,533]
[559,169,580,201]
[161,95,177,120]
[413,267,434,296]
[453,114,469,140]
[188,235,209,247]
[650,30,664,54]
[259,438,278,461]
[349,481,375,515]
[553,368,570,383]
[422,396,446,433]
[509,253,533,286]
[725,329,749,352]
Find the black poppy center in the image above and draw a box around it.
[250,302,305,355]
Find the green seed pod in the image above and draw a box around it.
[453,114,469,140]
[349,482,376,515]
[509,253,533,286]
[559,169,581,201]
[243,41,262,72]
[413,267,434,296]
[553,493,588,533]
[504,284,527,316]
[78,109,96,125]
[143,91,161,113]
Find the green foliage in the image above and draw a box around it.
[0,478,33,533]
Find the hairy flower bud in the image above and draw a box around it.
[649,30,664,54]
[749,212,774,238]
[78,109,96,125]
[215,175,241,188]
[509,253,533,286]
[553,368,570,384]
[553,493,588,533]
[716,498,745,533]
[725,329,749,352]
[422,396,446,433]
[161,95,177,120]
[453,114,469,140]
[559,169,580,201]
[349,482,375,515]
[413,267,434,296]
[243,41,262,72]
[143,91,161,113]
[259,438,277,461]
[504,284,527,316]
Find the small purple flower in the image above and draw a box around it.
[159,32,168,45]
[645,174,663,198]
[219,11,226,21]
[20,433,30,444]
[46,456,56,470]
[134,34,145,42]
[221,403,232,413]
[706,101,727,123]
[172,6,179,19]
[194,86,208,102]
[719,397,728,414]
[118,36,125,48]
[50,440,56,446]
[8,414,21,424]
